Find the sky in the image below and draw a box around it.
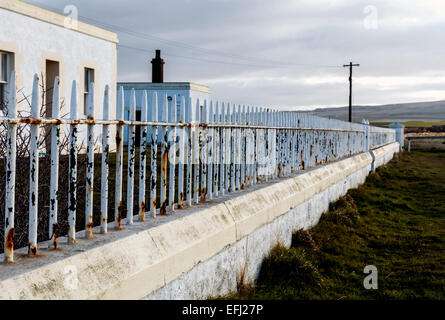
[25,0,445,110]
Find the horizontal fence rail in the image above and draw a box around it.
[0,73,396,263]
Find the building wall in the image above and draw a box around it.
[0,4,118,152]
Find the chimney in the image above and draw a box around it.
[151,49,165,83]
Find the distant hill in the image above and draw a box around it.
[305,100,445,122]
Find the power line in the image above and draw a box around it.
[25,0,344,70]
[119,44,329,69]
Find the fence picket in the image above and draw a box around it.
[139,90,148,221]
[49,76,60,245]
[100,85,110,233]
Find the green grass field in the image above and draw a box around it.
[221,147,445,300]
[372,121,445,128]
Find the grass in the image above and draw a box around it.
[371,121,445,128]
[221,147,445,300]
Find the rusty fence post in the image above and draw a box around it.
[206,101,213,201]
[185,97,192,207]
[4,71,17,263]
[177,96,186,209]
[49,76,60,248]
[193,99,200,204]
[213,102,219,198]
[160,94,169,214]
[85,82,95,238]
[150,92,159,217]
[68,80,78,244]
[127,89,136,225]
[28,74,40,255]
[201,101,208,201]
[138,90,148,221]
[115,86,124,230]
[219,102,226,196]
[168,95,176,212]
[100,85,110,233]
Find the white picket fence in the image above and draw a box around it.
[0,72,396,263]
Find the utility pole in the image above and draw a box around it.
[343,62,360,122]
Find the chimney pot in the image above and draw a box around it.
[151,49,164,83]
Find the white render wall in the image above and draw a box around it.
[0,6,117,151]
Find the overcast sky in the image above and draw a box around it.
[26,0,445,110]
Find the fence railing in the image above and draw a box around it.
[0,72,396,263]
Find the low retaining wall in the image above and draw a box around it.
[0,142,399,300]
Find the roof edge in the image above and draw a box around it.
[0,0,118,44]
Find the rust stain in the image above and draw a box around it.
[116,200,123,230]
[301,160,305,170]
[315,155,318,165]
[180,192,184,209]
[117,120,125,126]
[277,163,281,177]
[201,188,207,202]
[28,243,38,256]
[115,129,122,149]
[240,183,245,190]
[52,223,58,249]
[152,198,157,213]
[87,115,94,121]
[162,152,168,176]
[160,200,168,216]
[140,202,146,221]
[310,145,313,157]
[19,118,43,125]
[171,201,175,212]
[5,228,14,258]
[86,221,93,239]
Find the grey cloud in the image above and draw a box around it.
[25,0,445,109]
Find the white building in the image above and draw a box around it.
[118,50,211,144]
[0,0,118,151]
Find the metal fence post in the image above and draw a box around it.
[85,82,95,238]
[100,85,110,233]
[49,76,60,248]
[150,92,159,217]
[68,80,78,244]
[168,95,177,212]
[28,74,40,255]
[139,90,148,221]
[4,71,17,262]
[115,86,124,230]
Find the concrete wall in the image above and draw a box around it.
[0,2,118,151]
[0,142,399,300]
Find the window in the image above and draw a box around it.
[0,52,11,107]
[45,60,59,117]
[84,68,94,115]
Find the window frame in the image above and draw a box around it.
[0,51,12,107]
[83,67,95,116]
